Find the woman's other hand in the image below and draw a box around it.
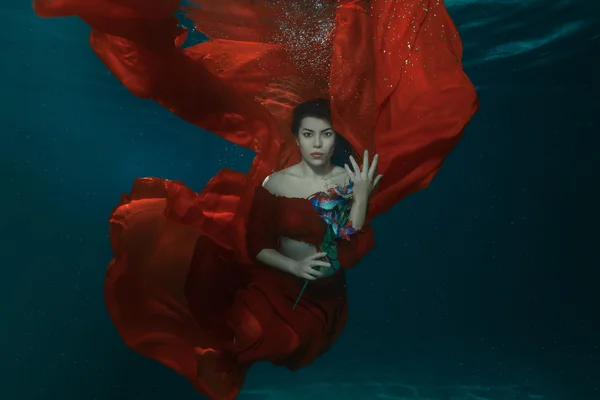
[291,252,331,280]
[345,149,383,204]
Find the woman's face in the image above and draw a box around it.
[296,116,336,167]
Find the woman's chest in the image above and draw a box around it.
[272,197,327,242]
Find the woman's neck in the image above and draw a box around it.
[298,160,335,179]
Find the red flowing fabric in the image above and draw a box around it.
[34,0,478,398]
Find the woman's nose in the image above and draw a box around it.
[314,135,322,147]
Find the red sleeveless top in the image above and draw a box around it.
[246,185,376,271]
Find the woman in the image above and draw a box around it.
[35,0,478,398]
[190,98,383,396]
[251,98,382,282]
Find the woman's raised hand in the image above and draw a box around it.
[344,149,383,202]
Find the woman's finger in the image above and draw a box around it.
[309,252,328,260]
[362,150,369,179]
[372,174,383,189]
[312,261,331,268]
[349,156,362,180]
[368,154,379,181]
[344,163,355,180]
[302,273,317,280]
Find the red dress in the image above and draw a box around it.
[34,0,478,398]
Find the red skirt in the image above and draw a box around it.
[106,176,348,399]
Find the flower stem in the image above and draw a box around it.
[292,280,309,310]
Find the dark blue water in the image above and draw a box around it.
[2,0,599,399]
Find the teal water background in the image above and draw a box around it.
[2,0,599,399]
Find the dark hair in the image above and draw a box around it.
[291,98,353,166]
[291,98,331,136]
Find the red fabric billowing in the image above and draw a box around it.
[35,0,478,398]
[107,176,350,399]
[105,177,246,399]
[245,186,280,260]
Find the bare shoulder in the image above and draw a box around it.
[262,169,292,195]
[262,166,302,196]
[261,172,279,193]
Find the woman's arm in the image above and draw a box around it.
[250,176,331,279]
[255,249,296,274]
[247,177,300,275]
[349,198,368,231]
[346,151,382,230]
[251,175,297,274]
[257,249,330,280]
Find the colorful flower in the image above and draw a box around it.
[294,181,357,310]
[308,181,355,241]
